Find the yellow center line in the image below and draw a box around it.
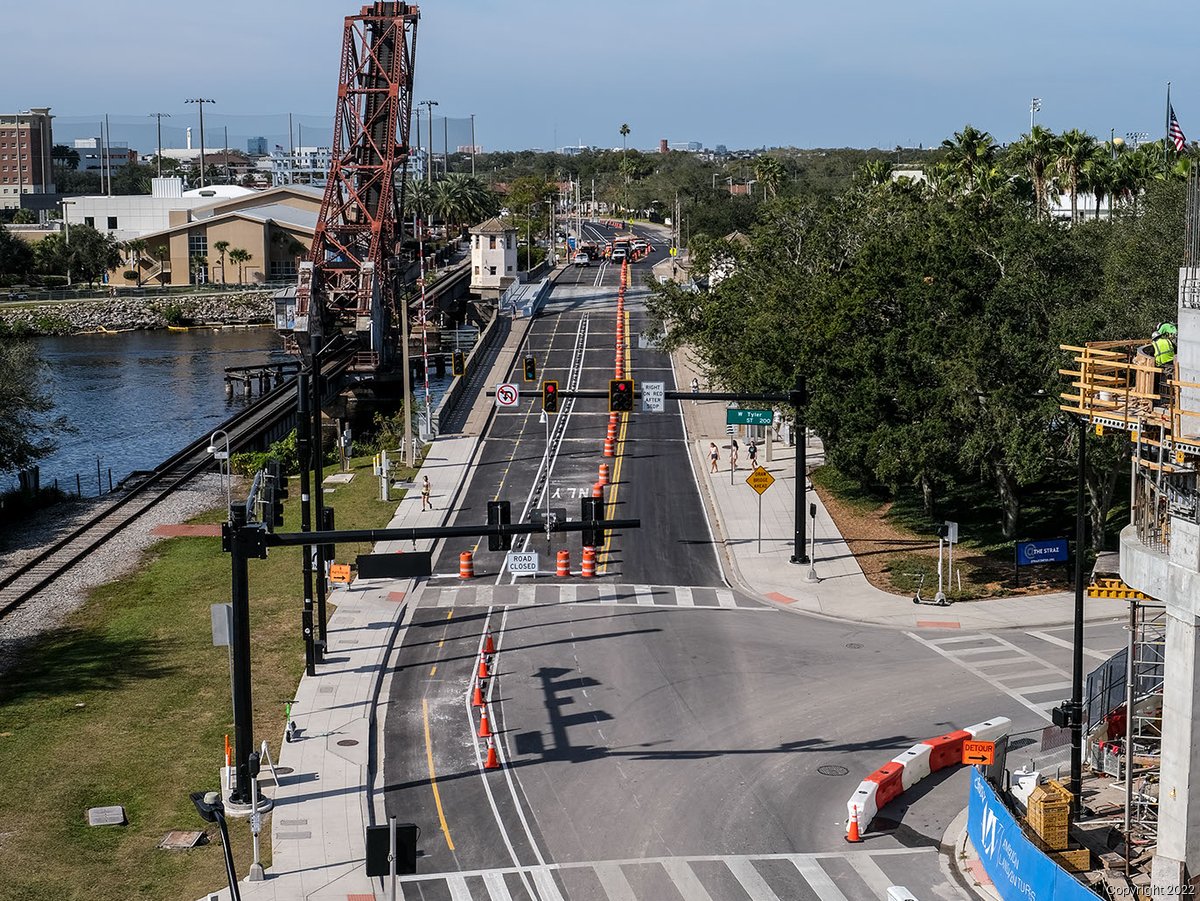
[422,698,456,850]
[429,664,437,676]
[600,308,632,573]
[436,609,453,648]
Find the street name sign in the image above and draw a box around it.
[506,551,539,574]
[746,467,775,495]
[495,383,520,408]
[642,381,665,412]
[727,408,773,426]
[962,740,995,765]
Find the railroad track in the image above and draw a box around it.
[0,344,355,621]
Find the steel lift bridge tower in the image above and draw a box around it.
[293,2,419,365]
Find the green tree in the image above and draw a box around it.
[938,125,998,193]
[35,224,121,287]
[0,340,69,472]
[124,238,148,286]
[1004,125,1057,218]
[213,240,231,285]
[51,144,80,171]
[1054,128,1097,222]
[228,247,252,284]
[753,154,786,199]
[11,208,36,225]
[0,225,34,282]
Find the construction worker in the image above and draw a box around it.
[1152,322,1177,401]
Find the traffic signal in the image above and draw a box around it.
[268,461,286,527]
[542,380,559,413]
[487,500,512,552]
[609,378,634,412]
[523,355,537,382]
[581,496,606,547]
[452,350,465,377]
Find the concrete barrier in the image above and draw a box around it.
[844,717,1011,838]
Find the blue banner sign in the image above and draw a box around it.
[1016,538,1069,566]
[968,768,1096,901]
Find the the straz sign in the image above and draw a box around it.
[1016,538,1069,566]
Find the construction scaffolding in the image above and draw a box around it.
[1122,600,1166,867]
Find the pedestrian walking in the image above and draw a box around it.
[709,441,720,473]
[747,439,758,469]
[729,439,739,471]
[420,475,433,511]
[690,376,699,404]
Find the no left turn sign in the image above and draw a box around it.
[496,383,520,408]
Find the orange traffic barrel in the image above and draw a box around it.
[459,551,474,579]
[598,463,609,486]
[603,437,615,457]
[556,550,570,577]
[581,547,596,578]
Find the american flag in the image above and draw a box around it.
[1170,105,1187,151]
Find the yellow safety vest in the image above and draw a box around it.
[1153,336,1175,366]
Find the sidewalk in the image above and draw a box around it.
[671,350,1126,631]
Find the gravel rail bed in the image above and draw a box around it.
[0,474,225,676]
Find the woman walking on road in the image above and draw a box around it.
[709,442,720,473]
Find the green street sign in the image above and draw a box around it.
[726,408,773,426]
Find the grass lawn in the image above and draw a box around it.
[0,454,412,901]
[810,464,1126,600]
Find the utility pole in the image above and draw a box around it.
[470,113,476,176]
[185,97,216,188]
[149,112,171,179]
[419,100,438,184]
[296,374,317,677]
[789,377,810,565]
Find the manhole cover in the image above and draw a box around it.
[159,830,205,850]
[336,739,359,747]
[817,765,850,777]
[845,643,864,649]
[274,766,295,775]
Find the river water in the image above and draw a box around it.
[6,328,455,496]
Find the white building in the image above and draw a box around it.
[271,146,334,186]
[63,177,255,242]
[73,137,133,172]
[469,216,518,296]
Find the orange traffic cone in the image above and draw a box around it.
[483,632,496,655]
[478,709,492,738]
[477,654,490,680]
[472,681,485,707]
[484,736,499,769]
[846,805,863,843]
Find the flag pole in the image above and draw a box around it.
[1166,81,1173,171]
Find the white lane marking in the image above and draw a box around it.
[927,633,999,645]
[482,871,515,901]
[517,584,536,605]
[676,587,695,607]
[842,852,896,898]
[446,874,472,901]
[559,584,576,604]
[1027,629,1110,661]
[726,857,783,901]
[1011,681,1073,695]
[663,859,717,901]
[717,590,737,608]
[950,645,1025,656]
[599,584,617,604]
[635,585,655,606]
[594,863,637,901]
[532,866,566,901]
[906,631,1060,721]
[790,856,849,901]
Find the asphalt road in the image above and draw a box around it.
[380,223,1129,900]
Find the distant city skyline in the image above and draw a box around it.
[0,0,1193,154]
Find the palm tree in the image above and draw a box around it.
[620,123,630,158]
[124,238,148,286]
[1053,129,1097,222]
[1081,146,1115,220]
[939,125,997,193]
[858,159,891,188]
[407,178,435,228]
[190,253,208,285]
[619,124,631,214]
[213,239,230,285]
[753,155,786,199]
[1004,125,1057,219]
[228,247,251,284]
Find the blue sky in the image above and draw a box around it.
[1,0,1193,152]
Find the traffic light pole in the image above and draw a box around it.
[296,375,316,677]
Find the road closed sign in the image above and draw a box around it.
[495,383,520,408]
[505,551,539,574]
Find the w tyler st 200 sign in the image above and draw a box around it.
[727,408,774,427]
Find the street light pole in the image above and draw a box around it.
[149,112,171,179]
[419,100,438,184]
[789,377,810,565]
[1069,415,1086,815]
[1030,97,1041,132]
[60,200,75,287]
[185,98,216,188]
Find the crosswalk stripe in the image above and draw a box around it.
[676,587,695,607]
[929,634,994,645]
[663,859,716,901]
[790,856,848,901]
[531,866,566,901]
[446,873,472,901]
[594,863,637,901]
[560,584,576,604]
[1010,681,1072,694]
[635,585,655,605]
[971,656,1031,669]
[950,645,1013,656]
[843,851,896,899]
[482,870,514,901]
[717,590,737,608]
[599,584,618,604]
[726,857,782,901]
[517,584,536,605]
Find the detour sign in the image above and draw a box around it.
[962,740,995,765]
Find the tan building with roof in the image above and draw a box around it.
[111,185,322,288]
[470,215,518,296]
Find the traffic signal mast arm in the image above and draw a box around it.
[488,389,792,402]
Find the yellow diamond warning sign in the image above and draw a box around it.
[745,467,775,495]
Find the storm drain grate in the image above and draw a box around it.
[817,765,850,777]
